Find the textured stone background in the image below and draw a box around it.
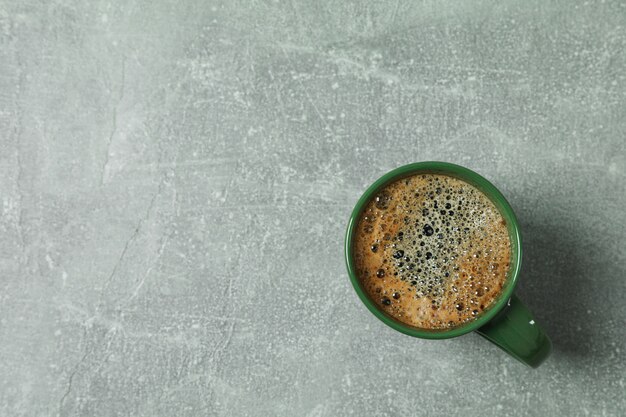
[1,1,625,416]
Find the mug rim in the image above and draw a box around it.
[344,161,522,339]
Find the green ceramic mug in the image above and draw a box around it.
[345,162,552,368]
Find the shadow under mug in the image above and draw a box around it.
[345,162,552,368]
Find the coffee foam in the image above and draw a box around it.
[354,174,511,330]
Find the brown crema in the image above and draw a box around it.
[353,173,511,330]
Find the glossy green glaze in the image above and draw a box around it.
[345,162,551,367]
[476,294,552,368]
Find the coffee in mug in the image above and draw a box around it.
[353,173,511,330]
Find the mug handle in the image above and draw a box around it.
[476,294,552,368]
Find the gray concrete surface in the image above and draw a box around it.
[1,1,625,416]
